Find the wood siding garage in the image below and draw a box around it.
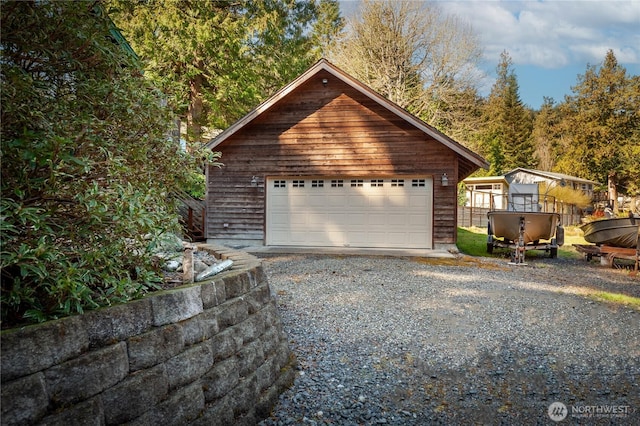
[205,60,488,249]
[266,176,433,248]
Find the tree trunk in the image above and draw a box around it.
[187,72,204,148]
[608,171,618,213]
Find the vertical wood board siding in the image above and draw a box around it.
[207,70,463,245]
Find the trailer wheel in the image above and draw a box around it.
[556,225,565,246]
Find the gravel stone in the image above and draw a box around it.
[257,253,639,425]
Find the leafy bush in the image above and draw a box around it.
[183,171,207,200]
[0,2,216,327]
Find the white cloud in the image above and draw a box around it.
[338,0,639,107]
[616,45,639,64]
[437,0,640,69]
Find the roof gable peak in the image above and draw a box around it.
[205,58,488,171]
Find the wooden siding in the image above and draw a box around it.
[207,70,463,245]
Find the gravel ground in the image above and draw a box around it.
[256,253,640,425]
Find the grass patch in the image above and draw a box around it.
[457,226,589,259]
[589,292,640,310]
[457,226,493,257]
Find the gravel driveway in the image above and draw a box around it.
[256,254,639,425]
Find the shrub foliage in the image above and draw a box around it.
[0,1,214,327]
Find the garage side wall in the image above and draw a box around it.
[206,70,459,247]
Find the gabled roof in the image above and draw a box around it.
[505,168,600,185]
[205,59,488,171]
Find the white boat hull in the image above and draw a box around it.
[488,211,560,244]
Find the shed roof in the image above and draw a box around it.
[505,168,600,185]
[463,176,509,184]
[205,59,488,173]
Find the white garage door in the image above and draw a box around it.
[266,177,433,249]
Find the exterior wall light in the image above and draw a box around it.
[322,78,328,86]
[251,176,258,187]
[441,173,449,187]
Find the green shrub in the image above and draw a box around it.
[184,171,207,200]
[0,2,217,327]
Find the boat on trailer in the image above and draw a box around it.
[488,211,561,245]
[580,217,639,249]
[486,184,564,264]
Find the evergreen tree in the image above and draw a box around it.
[480,51,535,175]
[309,0,345,58]
[108,0,343,146]
[532,97,563,171]
[556,50,640,206]
[108,0,242,144]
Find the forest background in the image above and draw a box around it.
[1,0,638,325]
[107,0,640,202]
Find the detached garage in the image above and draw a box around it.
[204,59,488,250]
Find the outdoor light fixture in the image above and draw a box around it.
[441,173,449,187]
[251,176,258,187]
[322,78,328,86]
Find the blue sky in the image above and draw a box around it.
[338,1,640,109]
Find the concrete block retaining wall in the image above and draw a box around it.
[1,245,295,426]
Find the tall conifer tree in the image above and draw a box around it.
[480,51,535,175]
[532,97,562,171]
[556,50,640,208]
[108,0,343,146]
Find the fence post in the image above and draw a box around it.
[469,190,473,228]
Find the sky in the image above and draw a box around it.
[338,1,640,110]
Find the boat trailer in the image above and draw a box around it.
[574,244,640,272]
[487,215,563,265]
